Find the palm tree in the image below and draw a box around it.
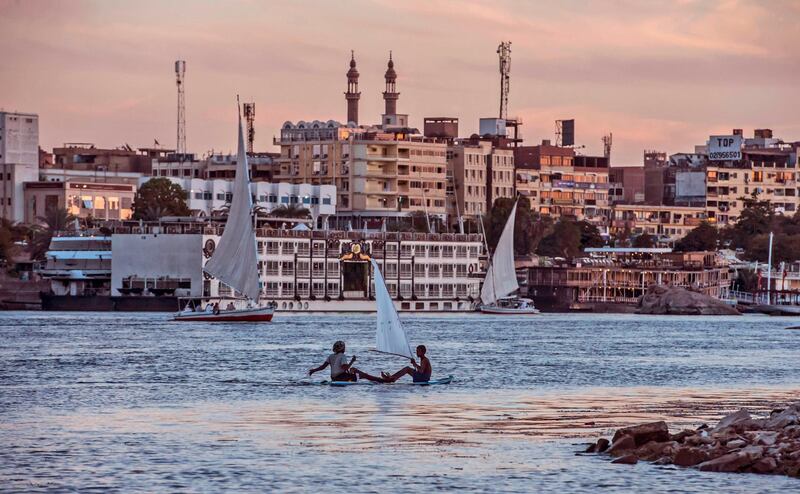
[37,207,75,232]
[268,203,311,219]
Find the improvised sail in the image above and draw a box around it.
[480,200,519,306]
[202,108,260,301]
[371,259,413,359]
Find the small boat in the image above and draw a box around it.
[174,102,274,323]
[322,375,454,386]
[326,259,452,386]
[479,296,539,315]
[478,200,540,315]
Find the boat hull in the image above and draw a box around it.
[479,305,540,315]
[173,306,275,322]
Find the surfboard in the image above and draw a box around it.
[320,375,454,387]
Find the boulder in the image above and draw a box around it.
[765,407,800,429]
[726,439,747,449]
[612,454,639,465]
[750,456,778,474]
[714,409,752,431]
[596,438,610,453]
[697,451,755,473]
[637,285,740,315]
[670,430,696,443]
[607,435,636,456]
[635,440,675,461]
[673,446,711,467]
[612,421,670,447]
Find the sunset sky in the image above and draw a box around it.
[2,0,798,164]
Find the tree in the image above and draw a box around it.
[37,207,75,232]
[632,232,656,248]
[536,219,582,259]
[268,203,311,219]
[727,194,774,248]
[483,196,546,256]
[577,221,605,249]
[674,221,718,252]
[132,178,190,221]
[744,233,800,266]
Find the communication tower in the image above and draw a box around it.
[175,60,186,160]
[243,103,256,154]
[603,133,613,160]
[497,41,511,120]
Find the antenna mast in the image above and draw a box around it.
[243,102,256,154]
[497,41,511,120]
[175,60,186,161]
[603,132,613,160]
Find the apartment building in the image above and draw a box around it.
[446,139,514,219]
[274,120,447,226]
[514,140,610,224]
[611,204,709,242]
[24,180,135,223]
[0,112,39,222]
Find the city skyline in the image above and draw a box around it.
[2,0,799,163]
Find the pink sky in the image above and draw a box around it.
[2,0,798,164]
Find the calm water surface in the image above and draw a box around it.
[1,312,799,492]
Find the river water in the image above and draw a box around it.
[1,312,799,492]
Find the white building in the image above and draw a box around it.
[146,177,337,223]
[1,112,39,222]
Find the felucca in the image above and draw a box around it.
[174,102,275,322]
[479,200,539,314]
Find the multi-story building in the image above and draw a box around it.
[610,204,709,241]
[705,130,798,224]
[514,140,610,224]
[151,152,278,181]
[275,123,447,227]
[24,180,136,223]
[1,112,39,222]
[159,177,336,224]
[51,143,160,174]
[446,138,514,219]
[609,166,645,204]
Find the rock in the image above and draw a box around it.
[670,430,696,443]
[652,456,673,465]
[751,456,778,474]
[674,446,711,467]
[714,409,752,431]
[751,431,779,446]
[612,421,670,447]
[634,440,673,461]
[636,285,740,315]
[726,439,747,449]
[584,443,597,453]
[697,451,755,473]
[607,435,636,456]
[612,454,639,465]
[765,407,799,429]
[596,438,610,453]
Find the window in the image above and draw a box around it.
[322,197,331,205]
[281,196,289,204]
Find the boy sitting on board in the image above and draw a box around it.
[309,340,385,383]
[382,345,432,383]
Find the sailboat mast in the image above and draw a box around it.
[478,212,497,301]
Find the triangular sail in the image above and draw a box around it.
[480,201,519,305]
[371,259,413,359]
[203,108,260,301]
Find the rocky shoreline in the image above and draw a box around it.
[583,403,800,477]
[637,285,740,315]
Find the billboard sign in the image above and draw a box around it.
[708,135,742,161]
[479,118,506,136]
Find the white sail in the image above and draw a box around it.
[202,109,260,301]
[480,201,519,305]
[371,259,413,359]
